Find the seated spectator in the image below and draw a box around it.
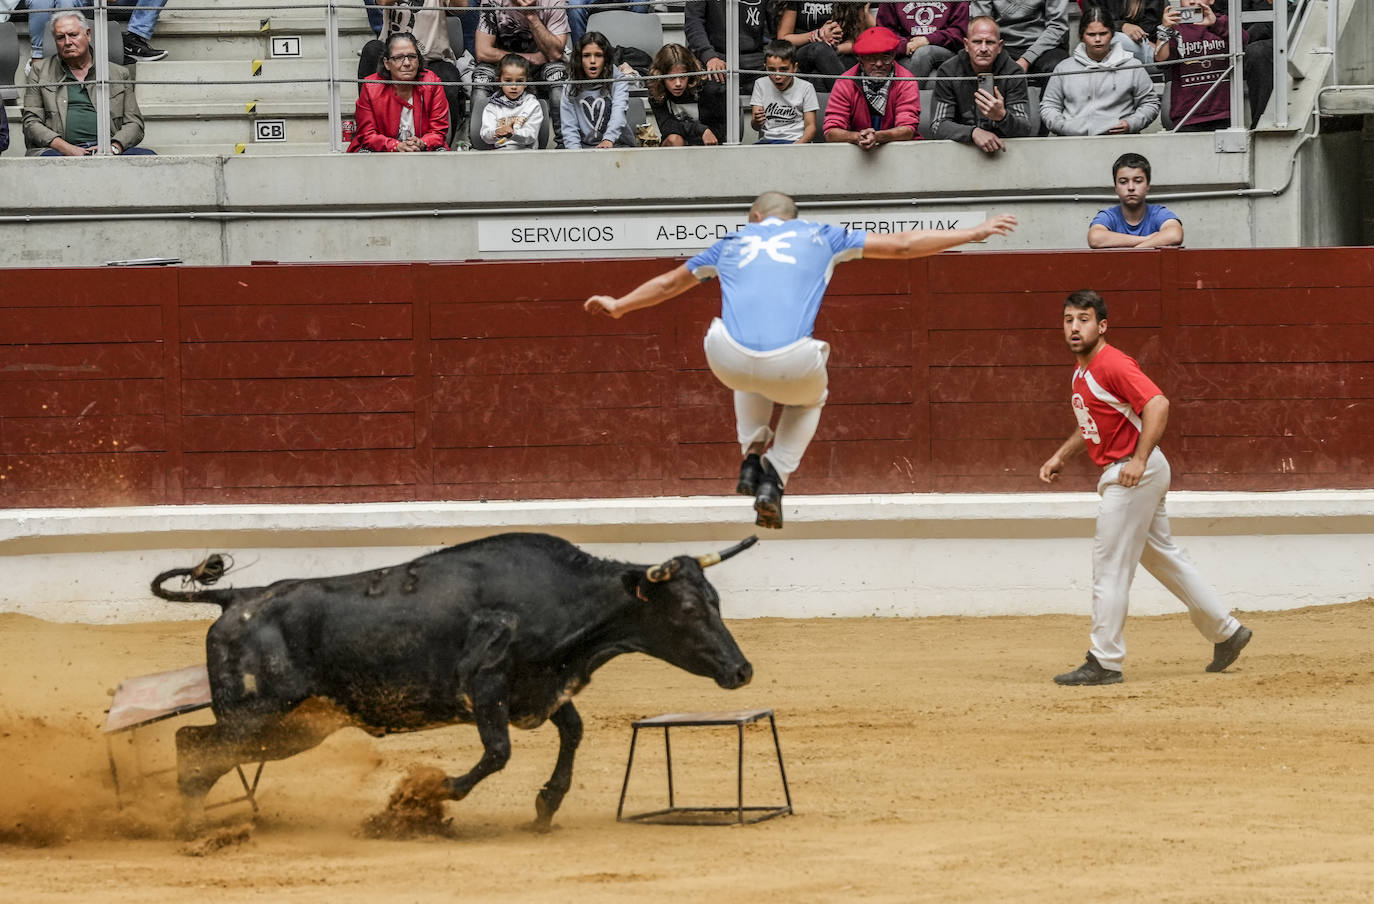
[567,0,650,47]
[350,32,451,152]
[1091,0,1164,64]
[114,0,168,63]
[823,26,919,148]
[359,0,470,129]
[560,31,635,149]
[685,0,775,92]
[970,0,1070,79]
[929,16,1033,152]
[22,11,154,156]
[1155,0,1244,131]
[472,0,569,145]
[17,1,168,68]
[750,40,819,143]
[1087,152,1182,248]
[774,0,874,92]
[1040,6,1159,135]
[479,52,544,149]
[876,0,968,84]
[647,42,724,147]
[0,103,9,155]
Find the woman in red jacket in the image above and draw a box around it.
[350,32,451,152]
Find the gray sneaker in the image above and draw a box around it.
[1054,652,1123,686]
[1206,625,1252,673]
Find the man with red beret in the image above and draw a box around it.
[823,26,920,148]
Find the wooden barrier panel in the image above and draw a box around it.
[1,248,1371,507]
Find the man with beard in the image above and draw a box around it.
[1087,152,1183,248]
[1039,290,1252,685]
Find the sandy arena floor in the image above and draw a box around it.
[2,602,1373,903]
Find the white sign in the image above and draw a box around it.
[270,36,302,57]
[254,119,287,142]
[476,211,988,253]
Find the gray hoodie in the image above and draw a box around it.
[1039,42,1159,136]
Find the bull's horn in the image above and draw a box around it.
[646,559,680,583]
[696,535,759,568]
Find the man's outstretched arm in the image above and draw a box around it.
[584,264,701,319]
[862,214,1017,259]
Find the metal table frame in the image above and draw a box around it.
[616,708,792,826]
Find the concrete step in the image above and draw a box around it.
[130,58,361,105]
[144,111,346,147]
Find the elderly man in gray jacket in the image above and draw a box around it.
[22,10,152,156]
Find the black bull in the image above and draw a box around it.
[150,532,756,829]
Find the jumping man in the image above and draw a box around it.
[585,191,1016,528]
[1040,290,1252,685]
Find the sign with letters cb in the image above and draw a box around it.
[255,119,287,142]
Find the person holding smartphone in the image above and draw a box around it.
[929,16,1034,153]
[1155,0,1246,130]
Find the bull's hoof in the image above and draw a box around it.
[531,794,557,832]
[175,799,208,841]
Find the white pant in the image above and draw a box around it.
[703,318,828,486]
[1090,447,1241,672]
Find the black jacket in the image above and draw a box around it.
[928,50,1034,143]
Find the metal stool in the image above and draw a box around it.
[103,664,263,813]
[616,708,792,825]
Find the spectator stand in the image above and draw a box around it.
[0,0,1339,156]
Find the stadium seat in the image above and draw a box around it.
[584,9,663,59]
[468,94,552,150]
[42,18,124,66]
[918,88,934,139]
[1026,85,1042,136]
[0,19,18,103]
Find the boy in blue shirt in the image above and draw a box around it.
[585,192,1016,528]
[1088,152,1184,248]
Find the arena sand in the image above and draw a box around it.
[2,602,1372,903]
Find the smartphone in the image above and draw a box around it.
[1176,6,1203,24]
[977,73,995,95]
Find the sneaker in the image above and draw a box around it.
[736,453,763,496]
[1053,652,1123,686]
[1206,625,1252,673]
[24,58,34,80]
[123,32,168,63]
[753,458,783,530]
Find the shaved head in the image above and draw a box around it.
[749,191,798,222]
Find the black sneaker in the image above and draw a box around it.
[123,32,168,63]
[1206,625,1252,673]
[736,453,763,496]
[753,458,783,530]
[1053,652,1123,686]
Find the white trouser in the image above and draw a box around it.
[1090,447,1241,672]
[703,318,829,486]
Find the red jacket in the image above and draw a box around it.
[349,70,450,152]
[822,64,921,137]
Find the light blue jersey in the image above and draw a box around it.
[686,217,867,352]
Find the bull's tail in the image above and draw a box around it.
[151,554,238,608]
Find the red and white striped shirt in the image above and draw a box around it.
[1070,344,1163,468]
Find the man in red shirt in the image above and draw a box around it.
[1038,290,1252,685]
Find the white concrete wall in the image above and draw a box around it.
[4,492,1371,623]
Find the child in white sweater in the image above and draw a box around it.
[480,54,544,150]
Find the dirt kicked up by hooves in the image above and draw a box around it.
[360,765,456,840]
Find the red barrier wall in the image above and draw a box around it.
[2,248,1371,508]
